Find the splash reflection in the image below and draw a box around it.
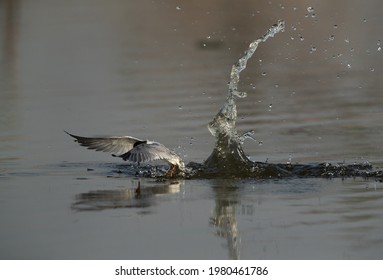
[209,181,240,259]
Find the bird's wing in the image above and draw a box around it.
[65,131,142,154]
[118,142,176,163]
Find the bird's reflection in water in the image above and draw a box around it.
[209,181,241,260]
[72,179,182,211]
[72,176,244,259]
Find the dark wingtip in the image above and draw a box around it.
[64,130,74,137]
[64,131,79,142]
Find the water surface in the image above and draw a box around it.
[1,0,383,259]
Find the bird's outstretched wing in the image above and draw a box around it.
[65,131,142,154]
[117,142,177,164]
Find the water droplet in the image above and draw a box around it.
[307,6,315,13]
[329,35,335,41]
[309,46,317,53]
[274,84,279,88]
[378,47,381,51]
[268,104,273,111]
[363,18,367,23]
[178,105,183,110]
[344,38,350,44]
[258,141,263,146]
[176,6,181,10]
[370,67,375,72]
[298,34,304,41]
[287,155,292,165]
[261,72,267,76]
[347,63,351,69]
[333,24,338,29]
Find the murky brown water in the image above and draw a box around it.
[1,0,383,259]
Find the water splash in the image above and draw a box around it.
[202,20,289,178]
[190,20,383,180]
[208,20,285,140]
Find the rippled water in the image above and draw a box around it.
[1,0,383,259]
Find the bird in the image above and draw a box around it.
[65,131,185,176]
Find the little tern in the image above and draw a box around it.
[65,131,185,176]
